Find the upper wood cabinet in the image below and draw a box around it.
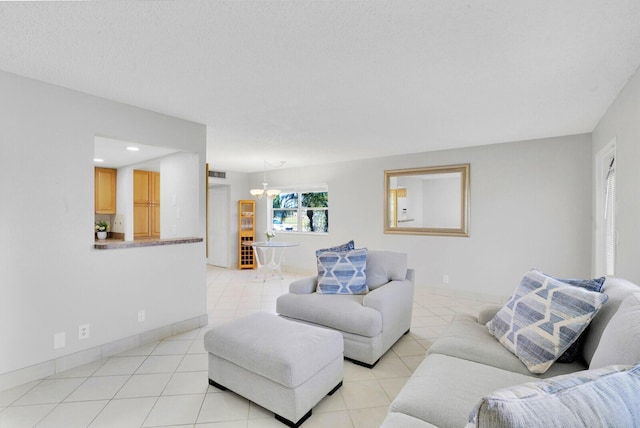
[134,170,160,239]
[95,167,117,214]
[133,170,150,204]
[151,171,160,205]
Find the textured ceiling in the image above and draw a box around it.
[1,1,640,173]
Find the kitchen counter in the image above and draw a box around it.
[94,237,203,250]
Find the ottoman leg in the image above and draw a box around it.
[208,378,228,391]
[273,381,342,427]
[327,381,343,396]
[275,409,312,428]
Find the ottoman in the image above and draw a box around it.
[203,312,344,427]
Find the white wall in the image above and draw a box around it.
[249,134,593,299]
[116,167,134,238]
[161,152,201,238]
[592,66,640,283]
[0,71,207,378]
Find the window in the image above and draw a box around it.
[604,155,616,275]
[271,186,328,233]
[595,140,616,276]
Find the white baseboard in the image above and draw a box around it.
[0,313,209,393]
[418,284,510,305]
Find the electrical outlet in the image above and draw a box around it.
[79,324,90,340]
[443,274,450,284]
[112,214,125,233]
[138,310,145,323]
[54,332,66,349]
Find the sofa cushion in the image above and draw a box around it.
[381,412,439,428]
[389,353,536,428]
[582,276,640,366]
[486,269,608,374]
[466,363,640,428]
[365,250,408,290]
[590,293,640,369]
[276,293,382,337]
[429,313,586,378]
[316,248,368,295]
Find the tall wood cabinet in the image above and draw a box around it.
[238,200,256,269]
[95,167,117,214]
[134,170,160,239]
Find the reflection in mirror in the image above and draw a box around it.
[385,164,470,236]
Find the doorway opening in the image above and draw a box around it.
[208,185,230,267]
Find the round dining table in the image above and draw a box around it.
[243,241,300,281]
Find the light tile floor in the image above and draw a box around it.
[0,266,491,428]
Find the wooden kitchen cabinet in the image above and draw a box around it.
[134,170,160,239]
[133,169,150,204]
[151,204,161,236]
[95,167,117,214]
[151,171,160,205]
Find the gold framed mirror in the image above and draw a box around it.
[384,164,470,236]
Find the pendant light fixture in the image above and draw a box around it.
[250,161,285,199]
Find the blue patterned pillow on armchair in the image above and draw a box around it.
[315,240,355,255]
[316,248,368,295]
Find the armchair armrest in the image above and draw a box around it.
[364,279,414,314]
[363,279,415,342]
[405,268,415,283]
[289,276,318,294]
[477,304,503,325]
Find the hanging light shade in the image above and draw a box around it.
[250,183,281,199]
[250,184,267,198]
[250,161,283,199]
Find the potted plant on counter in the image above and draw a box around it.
[95,221,110,240]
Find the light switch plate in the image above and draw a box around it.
[54,332,66,349]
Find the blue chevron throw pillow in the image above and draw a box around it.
[486,269,608,374]
[316,248,368,295]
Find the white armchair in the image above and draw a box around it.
[276,250,415,368]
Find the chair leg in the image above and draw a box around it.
[346,357,380,369]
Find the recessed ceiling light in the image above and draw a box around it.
[126,146,140,151]
[94,158,104,163]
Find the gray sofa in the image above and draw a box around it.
[276,250,414,367]
[381,276,640,428]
